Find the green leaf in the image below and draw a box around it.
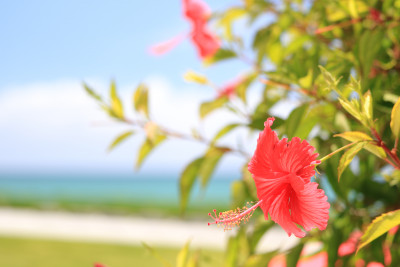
[199,97,228,119]
[225,235,239,267]
[133,83,150,118]
[358,30,384,79]
[218,7,247,41]
[110,80,124,119]
[248,218,273,253]
[334,131,386,159]
[286,104,309,139]
[231,181,247,209]
[142,242,172,267]
[136,134,167,170]
[108,130,134,152]
[183,70,209,85]
[199,147,227,187]
[83,83,103,102]
[286,243,304,267]
[212,123,240,143]
[358,209,400,252]
[204,49,236,65]
[186,250,200,267]
[337,142,366,181]
[390,96,400,138]
[298,69,313,89]
[176,240,191,267]
[179,157,204,213]
[243,251,277,267]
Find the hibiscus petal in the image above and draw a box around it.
[267,186,306,238]
[190,24,219,59]
[248,118,319,182]
[290,182,330,232]
[183,0,211,23]
[248,117,279,178]
[148,34,186,56]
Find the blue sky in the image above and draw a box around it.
[0,1,265,177]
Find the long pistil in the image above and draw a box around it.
[208,199,263,230]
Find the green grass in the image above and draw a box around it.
[0,236,224,267]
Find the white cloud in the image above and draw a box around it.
[0,77,251,176]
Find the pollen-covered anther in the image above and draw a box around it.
[207,200,262,231]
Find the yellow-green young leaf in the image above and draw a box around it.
[358,209,400,252]
[183,70,209,85]
[176,240,191,267]
[200,147,228,187]
[337,142,366,181]
[334,131,386,159]
[390,96,400,138]
[110,80,124,119]
[108,131,134,152]
[199,97,228,119]
[83,83,103,102]
[142,242,172,267]
[133,83,149,118]
[348,0,359,18]
[212,123,240,143]
[136,134,166,170]
[362,90,373,122]
[318,66,340,91]
[338,98,361,122]
[179,157,204,213]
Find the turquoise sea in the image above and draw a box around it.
[0,172,233,208]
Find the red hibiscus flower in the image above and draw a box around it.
[209,117,330,238]
[149,0,219,59]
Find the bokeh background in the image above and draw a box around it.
[0,1,294,266]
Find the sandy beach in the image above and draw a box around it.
[0,208,298,251]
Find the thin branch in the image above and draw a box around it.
[121,116,252,159]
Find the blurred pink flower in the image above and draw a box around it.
[297,252,328,267]
[388,225,399,236]
[217,77,244,98]
[209,118,330,238]
[366,262,384,267]
[338,230,362,256]
[268,251,328,267]
[149,0,219,59]
[383,241,391,266]
[94,263,107,267]
[355,259,366,267]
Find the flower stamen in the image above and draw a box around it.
[208,200,263,230]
